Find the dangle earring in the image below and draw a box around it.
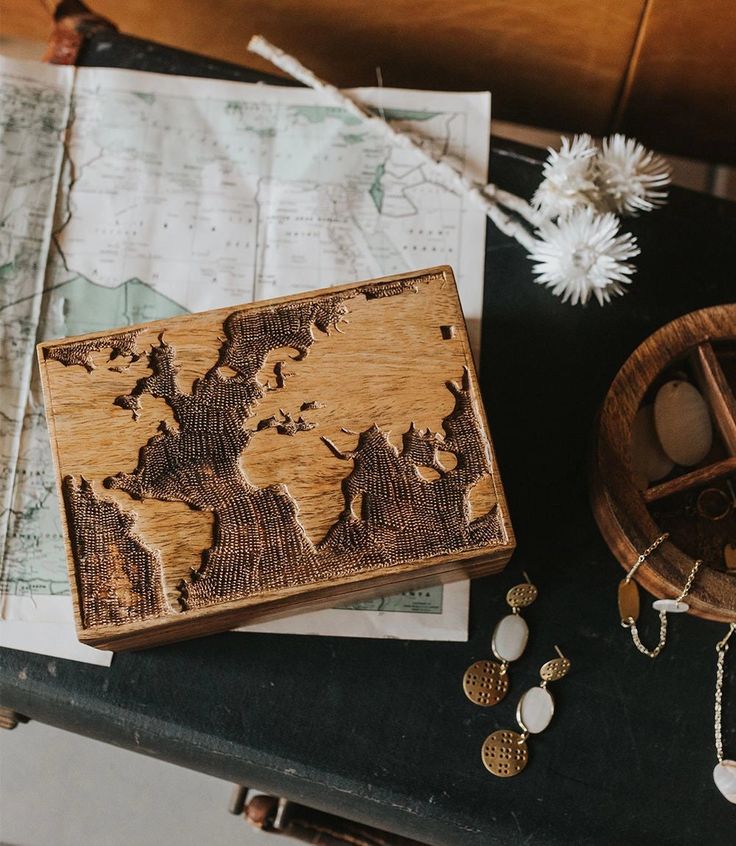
[618,532,702,658]
[481,647,571,777]
[463,573,538,706]
[713,623,736,803]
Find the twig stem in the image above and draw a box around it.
[247,36,539,252]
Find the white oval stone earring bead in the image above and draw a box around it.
[482,647,570,778]
[652,598,689,613]
[713,760,736,803]
[517,686,555,734]
[466,574,537,711]
[492,614,529,663]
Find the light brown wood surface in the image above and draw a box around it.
[4,0,734,162]
[591,305,736,623]
[38,266,515,649]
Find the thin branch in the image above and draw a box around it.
[247,36,538,252]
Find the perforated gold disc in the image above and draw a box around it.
[540,656,571,682]
[481,730,529,777]
[506,582,538,609]
[462,660,509,706]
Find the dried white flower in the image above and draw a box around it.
[532,134,599,218]
[531,132,671,223]
[529,207,641,305]
[596,134,671,216]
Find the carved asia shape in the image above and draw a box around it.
[54,281,506,626]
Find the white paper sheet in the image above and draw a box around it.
[0,598,112,666]
[242,580,469,640]
[0,57,490,660]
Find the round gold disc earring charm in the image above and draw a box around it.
[481,729,529,777]
[463,660,510,706]
[463,573,538,707]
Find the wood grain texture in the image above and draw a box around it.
[3,0,644,136]
[643,456,736,503]
[591,305,736,623]
[694,343,736,455]
[37,266,515,649]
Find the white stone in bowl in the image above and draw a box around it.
[713,760,736,803]
[654,381,713,467]
[517,686,555,734]
[631,404,674,486]
[491,614,528,663]
[652,599,689,613]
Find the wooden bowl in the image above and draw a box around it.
[591,305,736,622]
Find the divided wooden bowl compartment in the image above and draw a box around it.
[592,305,736,622]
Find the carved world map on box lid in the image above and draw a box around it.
[37,266,515,649]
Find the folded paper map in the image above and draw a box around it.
[0,55,491,661]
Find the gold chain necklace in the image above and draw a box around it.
[618,533,702,658]
[713,623,736,803]
[619,533,736,803]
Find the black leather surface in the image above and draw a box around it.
[2,32,736,846]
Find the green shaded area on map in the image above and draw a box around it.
[368,162,386,213]
[341,133,366,145]
[44,274,188,336]
[292,104,440,128]
[375,107,440,122]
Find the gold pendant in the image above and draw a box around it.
[481,729,529,777]
[462,660,509,706]
[618,578,640,622]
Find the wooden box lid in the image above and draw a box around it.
[37,266,515,649]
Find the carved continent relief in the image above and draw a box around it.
[40,270,510,635]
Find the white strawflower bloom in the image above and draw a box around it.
[532,134,599,218]
[529,207,641,305]
[596,134,671,216]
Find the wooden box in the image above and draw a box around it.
[38,266,515,649]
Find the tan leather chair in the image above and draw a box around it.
[5,0,735,162]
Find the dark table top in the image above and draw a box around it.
[2,31,736,846]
